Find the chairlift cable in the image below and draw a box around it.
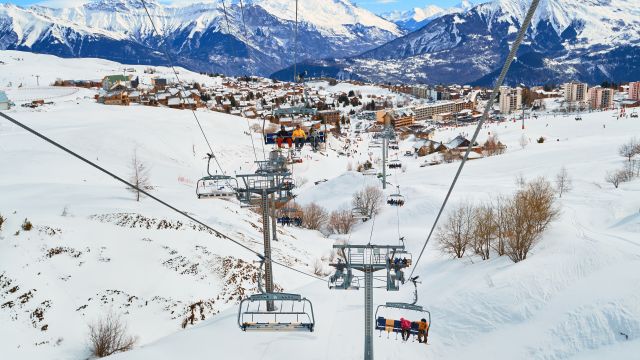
[0,111,327,284]
[138,0,232,187]
[408,0,541,279]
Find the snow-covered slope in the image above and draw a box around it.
[1,52,640,359]
[0,0,402,77]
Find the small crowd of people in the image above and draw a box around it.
[275,125,322,151]
[276,216,303,227]
[387,198,405,206]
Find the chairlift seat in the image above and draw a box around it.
[238,292,315,332]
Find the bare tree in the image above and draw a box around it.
[504,178,559,263]
[129,150,151,202]
[88,313,137,358]
[0,213,5,232]
[619,138,640,162]
[491,195,510,256]
[328,208,357,234]
[514,173,527,188]
[555,166,573,198]
[472,203,496,260]
[605,170,624,189]
[302,202,328,230]
[352,186,384,218]
[436,202,474,258]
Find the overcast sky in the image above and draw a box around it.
[0,0,479,15]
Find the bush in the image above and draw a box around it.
[88,313,137,358]
[618,137,640,162]
[436,203,474,258]
[555,166,572,198]
[0,214,5,231]
[503,178,559,263]
[537,136,545,143]
[328,208,357,234]
[21,218,33,231]
[302,202,328,230]
[471,203,496,260]
[352,186,383,219]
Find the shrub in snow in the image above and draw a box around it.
[503,178,559,263]
[555,166,573,198]
[302,203,328,231]
[437,202,474,259]
[21,218,32,231]
[0,213,5,231]
[471,203,496,260]
[328,208,357,235]
[618,137,640,162]
[88,313,137,358]
[352,186,383,218]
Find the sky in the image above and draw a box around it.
[0,0,479,15]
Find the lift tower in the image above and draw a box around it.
[236,151,294,310]
[329,244,410,360]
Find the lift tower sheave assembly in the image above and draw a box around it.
[329,244,411,360]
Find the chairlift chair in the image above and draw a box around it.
[237,258,315,332]
[196,153,239,199]
[388,159,403,169]
[328,259,360,290]
[277,206,302,227]
[375,276,431,341]
[575,115,582,121]
[196,175,238,198]
[387,194,405,207]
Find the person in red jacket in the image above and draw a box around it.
[400,317,411,341]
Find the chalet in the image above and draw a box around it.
[153,78,168,91]
[413,139,447,157]
[99,91,130,106]
[102,75,131,91]
[385,108,415,129]
[445,135,471,150]
[0,91,12,110]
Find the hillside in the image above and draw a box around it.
[1,52,640,359]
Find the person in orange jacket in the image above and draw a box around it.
[400,317,411,341]
[292,125,306,150]
[417,318,429,344]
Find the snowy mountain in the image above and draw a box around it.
[279,0,640,85]
[382,1,474,32]
[0,0,402,78]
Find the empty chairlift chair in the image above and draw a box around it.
[238,293,316,332]
[237,258,315,332]
[196,154,238,199]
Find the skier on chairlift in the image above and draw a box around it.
[292,125,306,150]
[276,125,292,149]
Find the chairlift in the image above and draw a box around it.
[575,115,582,121]
[280,177,296,191]
[289,149,303,164]
[386,244,412,291]
[375,278,431,342]
[387,193,405,207]
[631,111,638,118]
[196,153,238,199]
[238,257,315,332]
[328,259,360,290]
[363,168,378,176]
[277,206,303,227]
[388,159,402,169]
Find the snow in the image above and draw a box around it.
[1,52,640,360]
